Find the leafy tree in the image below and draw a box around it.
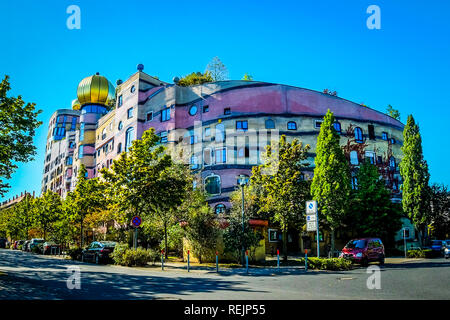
[177,72,213,86]
[311,109,351,255]
[101,129,191,258]
[428,184,450,239]
[65,164,106,247]
[10,193,34,239]
[182,190,220,263]
[0,75,42,196]
[346,161,403,246]
[250,135,311,261]
[205,56,229,81]
[386,105,401,121]
[399,115,430,245]
[242,73,254,81]
[32,191,63,241]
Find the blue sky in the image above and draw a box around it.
[1,0,449,201]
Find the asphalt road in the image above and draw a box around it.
[0,249,449,300]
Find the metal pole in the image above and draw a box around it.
[216,251,219,273]
[316,209,320,258]
[403,229,407,258]
[133,228,138,250]
[187,250,190,272]
[305,249,308,272]
[241,184,245,267]
[245,250,249,274]
[161,250,164,270]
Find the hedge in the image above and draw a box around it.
[297,257,353,271]
[110,243,159,267]
[406,249,436,259]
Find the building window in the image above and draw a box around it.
[390,138,396,144]
[204,127,211,138]
[314,120,323,129]
[354,127,363,143]
[190,155,199,169]
[368,125,375,140]
[79,123,85,141]
[350,150,359,165]
[224,108,231,115]
[287,121,297,130]
[236,120,248,131]
[118,121,123,131]
[205,175,221,195]
[130,85,135,93]
[203,105,209,113]
[127,107,133,119]
[265,119,275,129]
[160,131,168,143]
[215,204,226,215]
[365,151,376,164]
[146,112,153,122]
[382,132,388,140]
[215,123,225,142]
[351,176,358,190]
[161,107,171,122]
[333,122,341,134]
[189,105,198,116]
[102,128,107,140]
[389,156,396,169]
[125,127,135,151]
[203,148,213,166]
[78,146,84,159]
[118,95,123,107]
[215,148,227,164]
[190,135,198,145]
[117,143,122,154]
[268,229,278,242]
[377,156,383,164]
[238,146,250,158]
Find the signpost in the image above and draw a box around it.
[306,200,319,257]
[131,216,142,250]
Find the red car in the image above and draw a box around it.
[340,238,385,266]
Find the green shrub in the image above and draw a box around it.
[297,257,353,271]
[111,243,158,267]
[67,247,82,260]
[407,249,435,258]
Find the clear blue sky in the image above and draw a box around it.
[1,0,449,201]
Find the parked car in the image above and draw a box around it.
[81,241,117,264]
[340,238,385,266]
[13,240,25,250]
[0,238,7,249]
[43,241,61,255]
[430,240,445,256]
[29,238,45,253]
[22,240,31,251]
[444,244,450,259]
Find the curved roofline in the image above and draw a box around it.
[184,80,404,127]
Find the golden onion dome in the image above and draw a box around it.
[72,99,81,110]
[76,73,115,106]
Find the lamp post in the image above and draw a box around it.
[237,174,249,267]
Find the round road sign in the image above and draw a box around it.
[131,216,142,228]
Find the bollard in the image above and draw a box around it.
[187,250,190,272]
[161,250,164,271]
[305,249,308,272]
[245,250,249,274]
[216,251,219,273]
[277,249,280,272]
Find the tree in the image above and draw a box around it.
[10,193,34,239]
[346,161,403,246]
[65,164,106,247]
[205,56,229,81]
[177,72,213,87]
[311,109,351,256]
[0,75,42,196]
[32,191,63,241]
[182,190,220,263]
[428,184,450,239]
[242,73,253,81]
[250,135,311,261]
[386,105,401,121]
[101,129,191,258]
[399,115,430,245]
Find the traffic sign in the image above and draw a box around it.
[306,214,316,222]
[307,221,317,232]
[131,216,142,228]
[306,200,317,214]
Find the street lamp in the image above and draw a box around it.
[237,174,249,266]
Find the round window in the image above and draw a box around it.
[130,85,135,93]
[189,105,198,116]
[118,121,123,131]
